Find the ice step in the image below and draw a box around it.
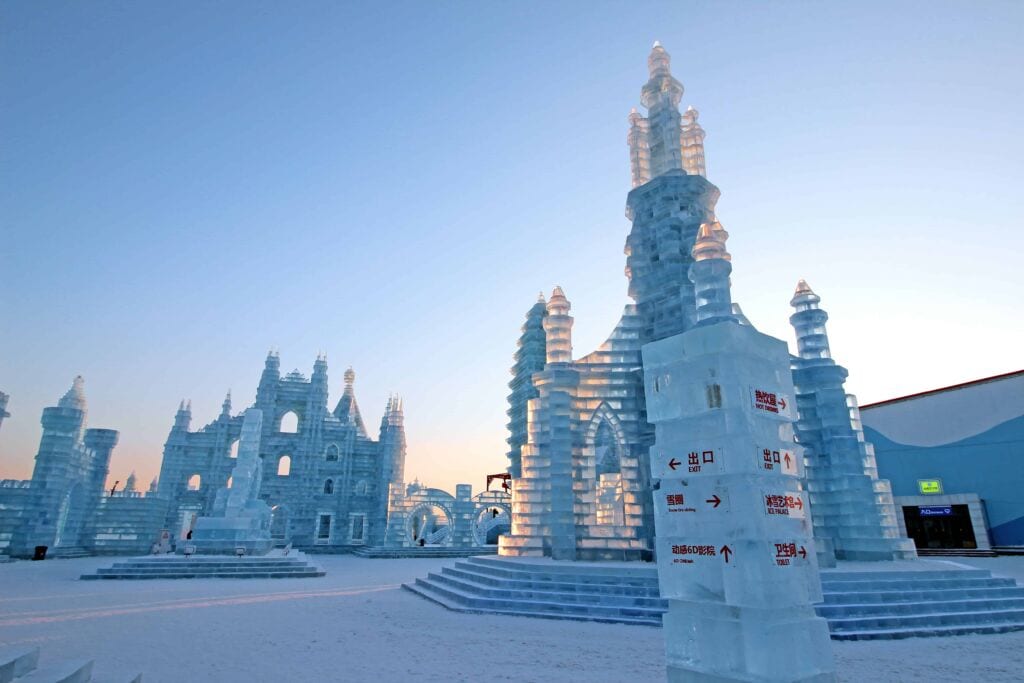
[441,565,661,597]
[828,607,1024,632]
[402,581,661,626]
[0,647,39,683]
[821,585,1024,604]
[822,568,991,582]
[817,596,1024,618]
[821,576,1014,592]
[429,571,668,608]
[411,577,664,622]
[830,621,1024,640]
[14,659,92,683]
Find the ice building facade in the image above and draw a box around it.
[158,353,406,551]
[500,42,715,561]
[789,281,917,560]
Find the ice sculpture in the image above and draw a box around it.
[790,280,917,561]
[190,408,274,555]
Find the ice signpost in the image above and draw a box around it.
[643,322,837,682]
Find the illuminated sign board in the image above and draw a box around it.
[918,479,943,495]
[919,506,953,516]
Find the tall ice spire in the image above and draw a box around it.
[627,42,707,186]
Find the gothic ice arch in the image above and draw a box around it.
[187,473,202,491]
[583,403,628,527]
[323,479,334,495]
[229,439,239,458]
[279,411,299,434]
[325,443,340,461]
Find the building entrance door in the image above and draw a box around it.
[902,504,977,549]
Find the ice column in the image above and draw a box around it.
[643,231,835,682]
[789,281,917,561]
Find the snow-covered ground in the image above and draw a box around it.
[1,555,1023,682]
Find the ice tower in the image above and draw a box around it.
[789,281,917,561]
[501,42,717,560]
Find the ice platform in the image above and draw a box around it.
[80,551,324,580]
[404,556,1024,639]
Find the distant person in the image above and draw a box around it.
[186,529,193,540]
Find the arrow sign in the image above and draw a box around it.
[798,546,807,559]
[706,494,721,508]
[778,397,787,410]
[795,498,804,510]
[668,458,681,471]
[720,545,733,563]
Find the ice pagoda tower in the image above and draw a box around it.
[500,42,716,561]
[789,281,917,561]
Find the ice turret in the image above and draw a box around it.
[220,391,232,420]
[255,350,280,410]
[789,281,917,562]
[506,295,548,478]
[125,470,137,492]
[637,41,685,180]
[0,391,10,433]
[680,106,707,177]
[689,220,736,326]
[333,366,368,437]
[790,279,831,360]
[374,394,407,545]
[543,286,573,365]
[173,399,191,432]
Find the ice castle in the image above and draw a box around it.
[500,42,913,564]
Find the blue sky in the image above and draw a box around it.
[1,1,1021,493]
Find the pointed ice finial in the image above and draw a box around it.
[221,390,232,417]
[344,367,355,387]
[537,291,546,303]
[178,399,186,412]
[790,279,822,309]
[148,477,158,493]
[692,220,731,262]
[125,470,137,492]
[186,399,192,411]
[58,376,87,411]
[653,40,662,48]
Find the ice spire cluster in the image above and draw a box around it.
[627,42,707,187]
[789,281,917,561]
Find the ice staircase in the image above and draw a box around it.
[403,556,664,625]
[0,645,141,683]
[353,546,497,559]
[404,557,1024,638]
[80,553,324,580]
[820,567,1024,640]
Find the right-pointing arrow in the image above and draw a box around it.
[706,494,721,508]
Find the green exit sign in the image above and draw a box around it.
[918,479,943,495]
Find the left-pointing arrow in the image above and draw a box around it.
[668,458,681,471]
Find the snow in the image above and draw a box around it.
[1,555,1023,682]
